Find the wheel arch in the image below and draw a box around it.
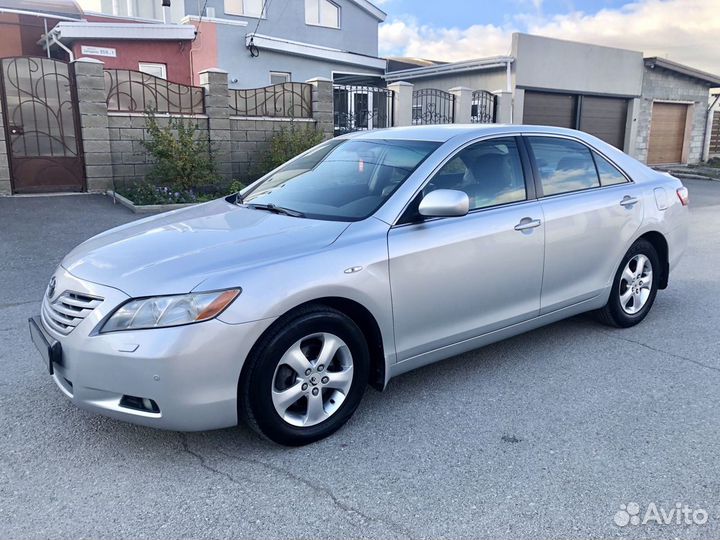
[239,297,388,393]
[637,231,669,289]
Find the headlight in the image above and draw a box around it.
[101,289,240,333]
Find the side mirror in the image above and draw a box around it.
[418,189,469,218]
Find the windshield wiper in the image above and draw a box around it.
[245,203,305,218]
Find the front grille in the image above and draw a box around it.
[41,291,103,335]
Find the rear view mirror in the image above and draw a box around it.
[418,189,469,218]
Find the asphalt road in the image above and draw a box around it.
[1,180,719,539]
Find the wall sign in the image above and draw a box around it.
[80,46,117,58]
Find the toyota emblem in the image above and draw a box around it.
[47,276,56,299]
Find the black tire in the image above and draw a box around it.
[239,305,369,446]
[595,239,660,328]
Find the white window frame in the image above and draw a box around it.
[269,71,291,85]
[305,0,341,29]
[224,0,266,18]
[138,62,167,80]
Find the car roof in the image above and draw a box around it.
[342,124,597,143]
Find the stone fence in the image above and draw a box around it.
[0,56,509,195]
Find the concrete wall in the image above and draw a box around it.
[512,33,644,97]
[635,65,712,164]
[107,114,211,187]
[191,0,380,57]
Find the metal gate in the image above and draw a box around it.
[333,84,393,136]
[0,57,85,193]
[412,89,455,125]
[471,90,496,123]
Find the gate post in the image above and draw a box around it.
[199,68,232,182]
[72,57,113,192]
[0,98,10,195]
[387,81,413,127]
[449,87,473,124]
[494,91,513,123]
[306,77,334,139]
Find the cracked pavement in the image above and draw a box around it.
[1,180,719,539]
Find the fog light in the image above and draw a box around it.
[120,395,160,414]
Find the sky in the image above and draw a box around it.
[377,0,720,75]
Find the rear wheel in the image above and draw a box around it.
[596,239,660,328]
[239,306,369,446]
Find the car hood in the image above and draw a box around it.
[62,198,350,297]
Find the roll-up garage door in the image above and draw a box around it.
[579,96,628,149]
[647,102,688,164]
[523,91,628,149]
[523,92,576,128]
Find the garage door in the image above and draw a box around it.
[523,91,628,149]
[579,96,628,149]
[523,92,576,128]
[647,102,688,164]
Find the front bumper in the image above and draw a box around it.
[34,268,275,431]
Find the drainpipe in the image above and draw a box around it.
[44,18,50,58]
[702,93,720,162]
[506,58,514,123]
[50,32,74,62]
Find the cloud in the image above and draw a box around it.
[379,0,720,74]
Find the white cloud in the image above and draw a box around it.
[379,0,720,74]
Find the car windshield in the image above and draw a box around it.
[240,138,441,221]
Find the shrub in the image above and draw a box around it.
[141,111,221,191]
[260,123,325,174]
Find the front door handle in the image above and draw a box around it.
[620,195,639,207]
[514,217,542,231]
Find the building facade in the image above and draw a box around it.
[76,0,387,88]
[386,33,720,165]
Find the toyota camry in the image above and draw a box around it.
[29,125,689,445]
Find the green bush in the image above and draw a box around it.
[260,124,326,174]
[141,111,221,191]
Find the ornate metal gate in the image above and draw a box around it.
[333,84,393,136]
[471,90,496,123]
[0,57,85,193]
[412,89,455,125]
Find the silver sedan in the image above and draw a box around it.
[29,125,689,445]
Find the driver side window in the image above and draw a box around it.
[426,137,527,211]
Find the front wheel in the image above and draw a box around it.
[595,239,660,328]
[239,306,369,446]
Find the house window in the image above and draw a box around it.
[139,62,167,80]
[270,72,291,85]
[225,0,265,17]
[98,0,163,20]
[305,0,340,28]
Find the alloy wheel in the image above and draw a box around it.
[271,332,354,427]
[619,254,653,315]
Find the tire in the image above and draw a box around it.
[595,239,660,328]
[239,305,369,446]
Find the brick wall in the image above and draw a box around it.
[635,66,711,164]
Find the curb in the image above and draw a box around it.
[106,190,198,214]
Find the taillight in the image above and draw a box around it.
[676,187,689,206]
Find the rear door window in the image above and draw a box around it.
[527,137,600,196]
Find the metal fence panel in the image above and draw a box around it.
[471,90,496,123]
[333,84,394,135]
[105,69,205,114]
[229,83,312,118]
[412,89,455,125]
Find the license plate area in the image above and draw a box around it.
[28,316,62,375]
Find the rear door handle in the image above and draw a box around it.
[620,196,639,207]
[514,217,542,231]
